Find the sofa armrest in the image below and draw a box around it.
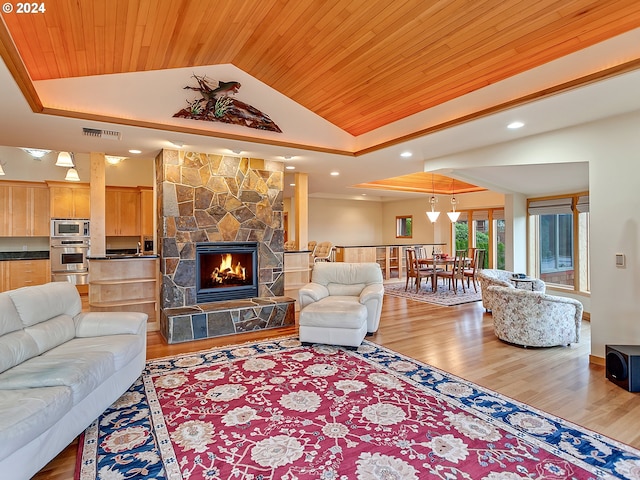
[298,283,329,309]
[73,311,148,337]
[359,283,384,304]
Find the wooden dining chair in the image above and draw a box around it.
[464,248,485,292]
[405,248,435,292]
[436,250,467,293]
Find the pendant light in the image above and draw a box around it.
[0,163,5,175]
[447,178,461,222]
[425,173,440,222]
[65,167,80,182]
[56,151,74,167]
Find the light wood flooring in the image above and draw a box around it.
[33,294,640,479]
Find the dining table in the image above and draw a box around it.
[417,255,471,292]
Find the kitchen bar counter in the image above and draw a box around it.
[334,244,445,281]
[88,255,159,331]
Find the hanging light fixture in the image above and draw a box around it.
[447,178,461,222]
[65,167,80,182]
[425,173,440,222]
[56,151,74,167]
[0,163,5,176]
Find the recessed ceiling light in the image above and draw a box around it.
[283,155,295,160]
[105,155,125,165]
[21,148,51,158]
[289,183,296,187]
[128,149,142,154]
[231,149,243,155]
[400,151,412,158]
[330,171,340,176]
[286,165,295,170]
[507,121,524,129]
[361,193,367,196]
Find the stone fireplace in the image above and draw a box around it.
[156,149,294,343]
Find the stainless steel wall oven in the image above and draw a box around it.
[50,220,90,284]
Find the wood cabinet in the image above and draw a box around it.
[4,259,50,290]
[0,182,50,236]
[106,187,140,236]
[48,182,90,219]
[140,187,154,237]
[88,257,158,330]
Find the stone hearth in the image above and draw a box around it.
[156,149,288,342]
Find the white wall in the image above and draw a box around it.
[308,197,384,246]
[427,109,640,359]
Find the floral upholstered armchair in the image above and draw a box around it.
[487,285,583,347]
[477,269,545,311]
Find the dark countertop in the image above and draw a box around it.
[284,250,312,253]
[0,251,49,261]
[88,254,158,260]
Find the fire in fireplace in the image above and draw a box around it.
[196,242,258,302]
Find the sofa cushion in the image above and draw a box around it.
[0,293,21,336]
[24,314,76,356]
[8,282,82,328]
[299,297,367,329]
[0,330,39,374]
[0,386,73,462]
[0,350,115,405]
[51,335,145,371]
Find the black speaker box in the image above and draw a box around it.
[605,345,640,392]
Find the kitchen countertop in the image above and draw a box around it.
[0,251,49,261]
[88,254,158,260]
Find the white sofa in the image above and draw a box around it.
[488,285,583,347]
[477,269,546,311]
[298,262,384,346]
[0,282,147,480]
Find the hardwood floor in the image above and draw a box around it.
[33,295,640,479]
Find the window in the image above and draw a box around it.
[453,212,468,253]
[539,214,574,286]
[528,194,589,292]
[396,216,412,238]
[453,210,502,268]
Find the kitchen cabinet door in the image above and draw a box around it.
[0,182,50,236]
[8,259,49,290]
[140,188,154,236]
[106,188,140,236]
[49,185,90,219]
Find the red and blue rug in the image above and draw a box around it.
[77,337,640,479]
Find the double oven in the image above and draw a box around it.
[50,219,90,284]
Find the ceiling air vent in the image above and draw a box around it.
[82,127,122,140]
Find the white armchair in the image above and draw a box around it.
[477,269,545,311]
[298,262,384,346]
[488,285,583,347]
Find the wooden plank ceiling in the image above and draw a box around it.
[3,0,640,137]
[354,172,485,195]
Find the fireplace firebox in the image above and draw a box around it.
[196,242,258,302]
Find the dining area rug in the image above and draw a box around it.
[384,281,482,306]
[76,337,640,479]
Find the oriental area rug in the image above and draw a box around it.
[77,337,640,480]
[384,281,482,306]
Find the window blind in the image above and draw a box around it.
[527,198,573,215]
[575,195,589,213]
[492,209,505,221]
